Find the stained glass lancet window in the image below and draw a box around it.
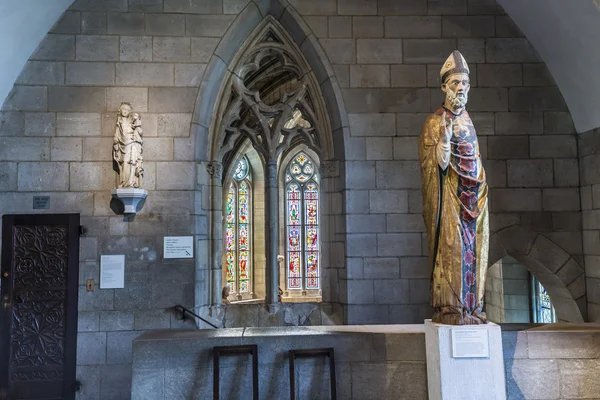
[225,157,252,297]
[285,152,320,290]
[533,277,556,323]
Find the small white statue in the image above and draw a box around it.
[113,102,144,188]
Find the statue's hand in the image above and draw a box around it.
[440,111,452,144]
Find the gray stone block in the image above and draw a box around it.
[100,364,132,399]
[287,0,336,14]
[31,34,74,60]
[135,310,171,329]
[347,214,386,233]
[403,39,456,64]
[131,369,164,400]
[76,365,101,399]
[57,113,101,136]
[114,285,153,310]
[487,136,528,159]
[393,136,419,160]
[120,36,152,61]
[492,188,542,212]
[478,64,522,87]
[49,87,105,112]
[338,0,377,15]
[391,65,426,88]
[82,137,113,161]
[366,137,393,160]
[345,190,369,214]
[387,213,425,232]
[530,135,577,158]
[509,87,567,112]
[214,4,261,64]
[458,37,485,63]
[374,279,410,304]
[51,137,82,161]
[224,0,250,14]
[156,162,195,189]
[347,233,377,257]
[185,15,235,37]
[157,113,192,137]
[353,16,384,38]
[175,64,207,87]
[350,65,390,88]
[506,359,560,399]
[342,88,430,113]
[329,16,352,38]
[400,257,429,279]
[345,161,375,189]
[357,39,402,64]
[16,61,65,85]
[164,0,221,12]
[427,0,468,15]
[467,0,505,15]
[76,35,119,61]
[378,0,427,15]
[77,332,107,365]
[106,87,148,112]
[81,12,107,34]
[542,188,580,212]
[353,361,427,398]
[0,162,17,191]
[377,233,422,257]
[544,112,574,134]
[70,0,127,11]
[364,258,400,279]
[107,12,144,35]
[506,159,553,188]
[51,11,81,34]
[369,190,408,213]
[173,137,195,161]
[467,87,508,112]
[116,63,174,86]
[18,162,69,191]
[153,37,191,62]
[304,16,328,38]
[144,138,174,160]
[554,158,579,187]
[376,161,421,189]
[442,16,494,37]
[347,279,374,304]
[149,88,196,112]
[0,112,24,136]
[396,113,431,136]
[349,113,395,137]
[129,0,164,12]
[79,237,98,261]
[320,39,356,64]
[66,62,115,85]
[485,159,507,188]
[2,86,47,112]
[495,112,542,135]
[100,311,134,331]
[70,162,115,191]
[523,63,555,87]
[107,330,144,364]
[191,38,220,62]
[486,38,540,63]
[385,16,441,38]
[0,192,94,215]
[78,311,99,332]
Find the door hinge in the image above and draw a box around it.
[79,226,86,236]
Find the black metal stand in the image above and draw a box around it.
[289,348,337,400]
[213,345,259,400]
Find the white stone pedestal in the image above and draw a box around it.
[425,319,506,400]
[112,188,148,214]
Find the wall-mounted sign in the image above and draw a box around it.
[33,196,50,209]
[100,255,125,289]
[164,236,194,259]
[451,328,489,358]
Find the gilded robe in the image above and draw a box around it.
[418,107,489,325]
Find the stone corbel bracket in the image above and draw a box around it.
[111,188,148,215]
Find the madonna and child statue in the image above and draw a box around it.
[419,51,489,325]
[112,102,147,215]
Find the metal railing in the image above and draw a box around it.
[173,304,219,329]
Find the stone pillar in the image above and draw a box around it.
[424,320,506,400]
[207,162,223,306]
[265,161,279,304]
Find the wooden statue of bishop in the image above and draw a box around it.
[419,51,489,325]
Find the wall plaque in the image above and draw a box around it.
[451,328,489,358]
[100,255,125,289]
[164,236,194,259]
[33,196,50,209]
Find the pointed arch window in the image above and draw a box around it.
[285,152,320,290]
[225,157,252,296]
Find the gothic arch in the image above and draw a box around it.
[489,225,586,322]
[190,0,348,313]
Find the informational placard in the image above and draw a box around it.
[451,328,489,358]
[33,196,50,209]
[100,255,125,289]
[164,236,194,259]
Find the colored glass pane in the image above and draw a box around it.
[239,251,249,293]
[233,157,249,180]
[288,252,301,289]
[226,252,235,285]
[226,184,235,224]
[288,227,301,251]
[305,252,319,290]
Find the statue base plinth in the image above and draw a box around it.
[112,188,148,214]
[425,319,506,400]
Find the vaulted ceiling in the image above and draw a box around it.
[2,0,600,133]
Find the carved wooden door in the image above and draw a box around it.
[0,214,80,400]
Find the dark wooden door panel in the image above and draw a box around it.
[1,214,80,400]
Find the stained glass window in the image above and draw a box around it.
[225,157,252,297]
[286,152,320,290]
[533,277,556,323]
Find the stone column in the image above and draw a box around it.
[207,162,223,306]
[265,161,279,304]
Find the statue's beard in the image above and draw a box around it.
[447,91,468,109]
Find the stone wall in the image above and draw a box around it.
[130,324,600,400]
[485,260,505,322]
[0,0,589,398]
[501,257,531,322]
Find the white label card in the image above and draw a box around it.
[451,328,490,358]
[100,255,125,289]
[164,236,194,259]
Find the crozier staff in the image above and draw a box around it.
[419,51,489,325]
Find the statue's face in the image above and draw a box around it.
[120,105,132,117]
[442,73,470,109]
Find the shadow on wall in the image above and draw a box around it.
[489,225,585,323]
